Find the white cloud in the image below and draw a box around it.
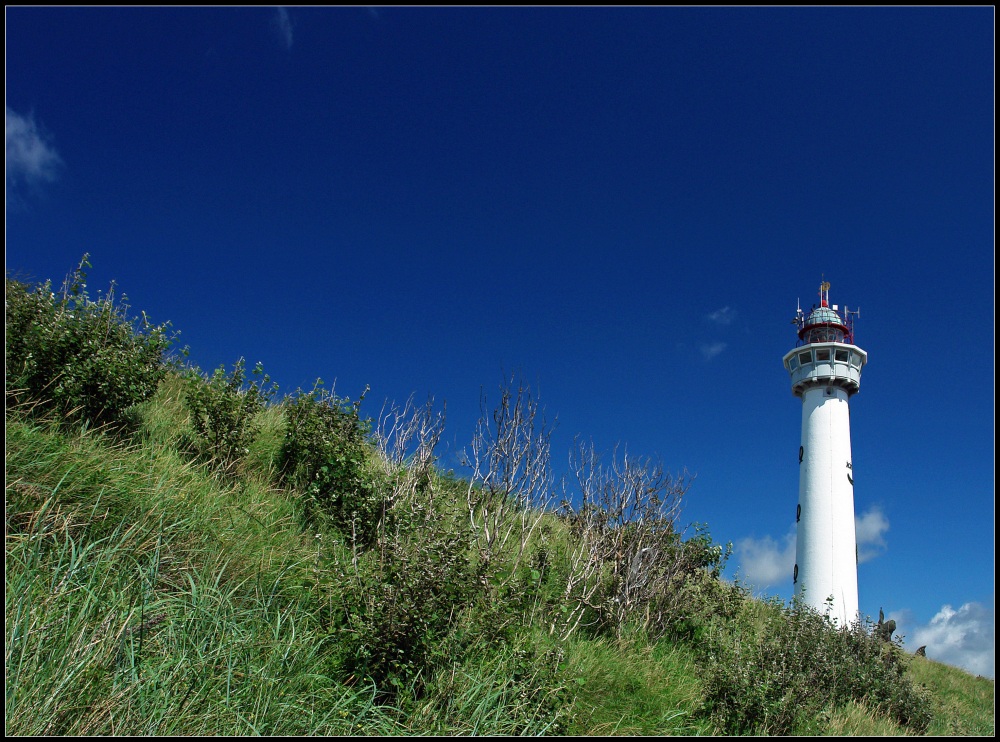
[700,341,727,361]
[5,106,62,191]
[274,7,293,50]
[855,506,889,564]
[909,602,995,679]
[735,527,796,590]
[706,306,735,326]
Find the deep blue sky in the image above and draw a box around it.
[6,7,993,677]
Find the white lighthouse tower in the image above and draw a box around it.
[783,280,867,626]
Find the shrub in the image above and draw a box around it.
[334,500,487,698]
[317,396,493,699]
[181,358,276,475]
[700,597,932,735]
[5,255,174,429]
[553,441,727,642]
[279,381,386,549]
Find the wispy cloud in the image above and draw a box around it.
[909,602,995,679]
[706,306,735,326]
[735,527,796,590]
[274,7,293,50]
[5,106,62,193]
[700,306,734,360]
[700,342,727,361]
[855,505,889,563]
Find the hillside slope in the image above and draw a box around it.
[5,269,993,735]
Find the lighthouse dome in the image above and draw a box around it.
[799,303,848,343]
[805,305,843,327]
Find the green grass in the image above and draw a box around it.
[5,379,993,735]
[822,700,912,736]
[563,631,712,735]
[4,396,564,735]
[5,412,379,735]
[908,654,995,736]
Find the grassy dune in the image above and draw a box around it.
[7,383,993,735]
[5,268,993,735]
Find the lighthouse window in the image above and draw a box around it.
[793,564,798,584]
[834,349,849,362]
[815,349,831,362]
[849,352,862,368]
[798,351,812,365]
[796,504,801,522]
[788,356,799,371]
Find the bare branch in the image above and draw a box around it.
[553,437,700,640]
[464,373,556,583]
[371,395,446,556]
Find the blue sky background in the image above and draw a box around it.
[6,7,994,678]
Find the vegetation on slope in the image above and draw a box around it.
[6,260,991,735]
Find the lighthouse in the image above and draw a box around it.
[783,280,867,626]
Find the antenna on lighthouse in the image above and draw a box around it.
[844,306,861,343]
[792,297,804,327]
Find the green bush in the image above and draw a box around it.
[700,597,932,734]
[181,358,275,475]
[279,381,386,548]
[334,501,487,698]
[5,256,174,429]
